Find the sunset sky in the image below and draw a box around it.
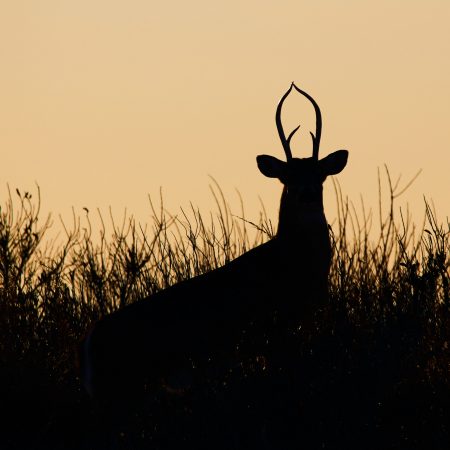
[1,1,449,238]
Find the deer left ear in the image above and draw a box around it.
[256,155,287,179]
[320,150,348,176]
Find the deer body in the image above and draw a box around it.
[80,84,348,406]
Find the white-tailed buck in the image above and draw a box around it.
[80,83,348,406]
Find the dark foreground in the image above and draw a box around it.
[3,310,449,450]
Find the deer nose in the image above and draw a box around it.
[296,185,321,202]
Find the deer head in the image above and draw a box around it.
[257,83,348,237]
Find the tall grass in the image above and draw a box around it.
[0,181,274,423]
[0,173,448,449]
[329,169,448,380]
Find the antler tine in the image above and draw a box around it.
[276,83,297,161]
[292,83,322,161]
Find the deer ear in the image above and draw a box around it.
[320,150,348,176]
[256,155,287,179]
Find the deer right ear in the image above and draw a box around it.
[256,155,287,179]
[319,150,348,176]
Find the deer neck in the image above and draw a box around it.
[276,186,329,246]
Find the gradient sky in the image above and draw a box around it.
[1,1,449,238]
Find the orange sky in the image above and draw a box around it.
[1,1,449,239]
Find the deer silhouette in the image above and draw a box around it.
[80,83,348,407]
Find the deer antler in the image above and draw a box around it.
[292,83,322,161]
[276,83,298,161]
[276,83,323,161]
